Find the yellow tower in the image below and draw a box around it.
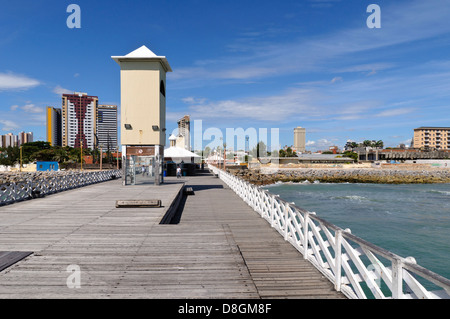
[112,45,172,185]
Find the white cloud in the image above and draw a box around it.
[0,119,20,131]
[53,85,72,95]
[375,108,416,118]
[182,97,206,104]
[0,72,40,91]
[181,87,323,123]
[330,77,342,83]
[306,138,335,151]
[10,103,43,114]
[171,0,450,86]
[21,104,43,114]
[308,0,341,8]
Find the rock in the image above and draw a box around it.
[229,167,450,185]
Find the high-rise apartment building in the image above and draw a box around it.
[0,132,32,148]
[0,133,16,148]
[18,131,33,146]
[46,107,62,146]
[97,104,118,150]
[293,126,306,153]
[413,127,450,150]
[177,115,190,150]
[62,92,98,149]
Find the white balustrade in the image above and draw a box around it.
[209,164,450,299]
[1,170,121,205]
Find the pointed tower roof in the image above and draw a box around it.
[112,45,172,72]
[125,45,158,58]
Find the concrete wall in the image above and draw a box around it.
[120,61,166,146]
[405,159,450,167]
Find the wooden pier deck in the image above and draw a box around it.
[0,170,346,299]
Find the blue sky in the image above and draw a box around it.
[1,0,450,152]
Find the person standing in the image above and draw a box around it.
[176,166,182,178]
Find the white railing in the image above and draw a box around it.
[0,170,122,206]
[209,164,450,299]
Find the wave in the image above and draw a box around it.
[331,195,369,202]
[427,190,450,195]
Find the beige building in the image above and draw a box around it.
[293,126,306,153]
[112,45,172,147]
[112,45,172,185]
[413,127,450,150]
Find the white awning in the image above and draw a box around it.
[164,146,201,158]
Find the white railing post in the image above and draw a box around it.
[303,212,309,260]
[271,200,276,228]
[392,258,404,299]
[335,230,343,292]
[284,202,290,241]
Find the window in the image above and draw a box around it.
[160,80,165,97]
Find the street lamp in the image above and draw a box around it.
[19,146,23,172]
[80,140,83,171]
[77,92,85,172]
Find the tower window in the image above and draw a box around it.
[160,80,165,97]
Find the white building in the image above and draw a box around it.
[97,104,118,150]
[62,92,98,149]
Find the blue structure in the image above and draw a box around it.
[36,161,59,171]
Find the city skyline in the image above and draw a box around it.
[1,0,450,151]
[45,93,118,151]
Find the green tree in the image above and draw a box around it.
[21,141,52,163]
[250,141,268,158]
[32,148,58,162]
[279,147,297,157]
[52,147,70,163]
[374,140,384,149]
[342,151,358,162]
[0,146,20,165]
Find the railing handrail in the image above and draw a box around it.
[208,164,450,299]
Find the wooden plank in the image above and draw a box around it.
[0,173,346,299]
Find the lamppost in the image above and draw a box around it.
[116,144,119,170]
[223,143,226,170]
[100,145,103,171]
[94,133,99,165]
[246,136,249,164]
[19,145,23,172]
[80,140,83,171]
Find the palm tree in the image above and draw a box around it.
[375,140,384,149]
[52,148,69,163]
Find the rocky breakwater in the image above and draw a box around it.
[0,171,77,185]
[0,170,118,187]
[229,167,450,185]
[1,171,54,185]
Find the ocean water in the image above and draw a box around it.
[262,182,450,281]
